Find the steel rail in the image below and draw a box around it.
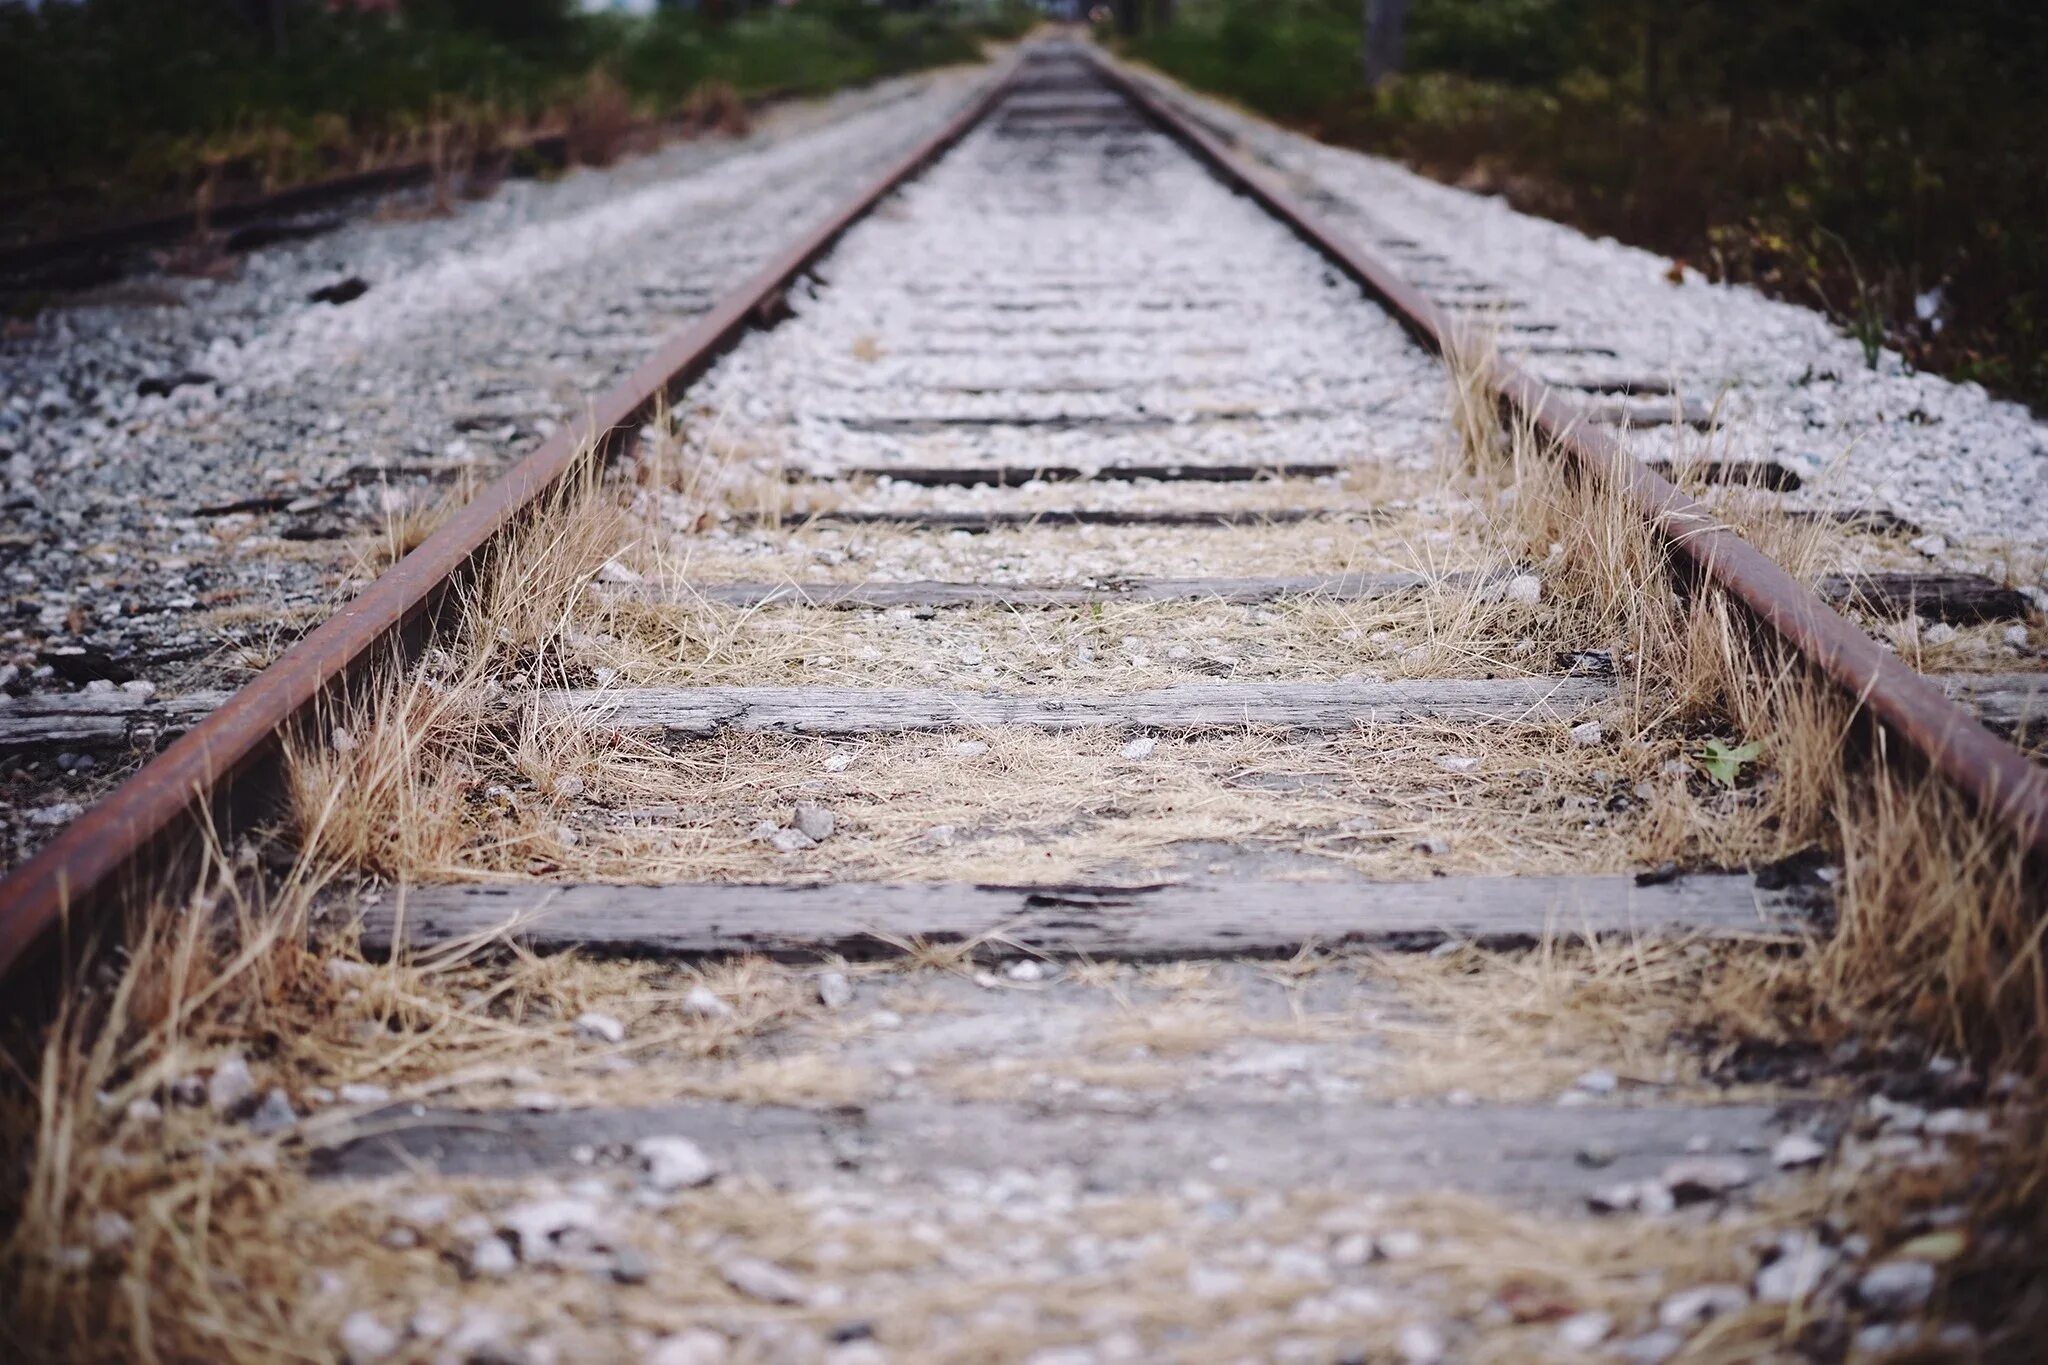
[1088,49,2048,862]
[0,58,1023,987]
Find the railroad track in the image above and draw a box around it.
[4,40,2045,1363]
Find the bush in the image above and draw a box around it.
[1129,0,2048,410]
[0,0,1021,231]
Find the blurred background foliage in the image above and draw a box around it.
[1123,0,2048,409]
[0,0,1034,228]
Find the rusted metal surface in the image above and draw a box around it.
[1091,51,2048,861]
[0,60,1020,986]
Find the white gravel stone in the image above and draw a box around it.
[1568,720,1604,746]
[338,1311,402,1363]
[1771,1132,1829,1169]
[338,1082,392,1105]
[816,970,855,1009]
[1857,1259,1938,1315]
[1660,1156,1752,1202]
[246,1088,298,1134]
[637,1135,718,1191]
[1556,1312,1611,1349]
[683,985,734,1019]
[646,1330,731,1365]
[206,1053,255,1116]
[466,1236,517,1279]
[574,1011,627,1044]
[1924,1108,1990,1136]
[1396,1322,1446,1364]
[1658,1283,1749,1329]
[1755,1232,1836,1304]
[718,1253,809,1304]
[1435,755,1479,773]
[770,826,819,853]
[88,1211,133,1253]
[1504,573,1542,604]
[499,1197,603,1262]
[1119,736,1157,759]
[793,801,837,841]
[1374,1229,1424,1260]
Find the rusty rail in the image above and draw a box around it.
[5,41,2043,999]
[1089,50,2048,862]
[0,58,1022,987]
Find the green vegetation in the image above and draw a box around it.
[1125,0,2048,410]
[0,0,1034,236]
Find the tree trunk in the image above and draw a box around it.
[1364,0,1408,89]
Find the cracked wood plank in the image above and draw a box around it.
[312,1096,1814,1202]
[359,872,1792,960]
[545,677,1613,737]
[1816,572,2033,623]
[779,508,1372,531]
[818,461,1346,486]
[1940,673,2048,738]
[615,569,1510,611]
[0,689,230,751]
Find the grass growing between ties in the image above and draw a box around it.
[1444,338,2048,1344]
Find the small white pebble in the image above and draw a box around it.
[769,827,817,854]
[574,1011,626,1045]
[88,1211,133,1252]
[1436,755,1479,773]
[1396,1322,1446,1364]
[1557,1312,1611,1349]
[1772,1132,1828,1169]
[2004,623,2030,648]
[1120,736,1157,760]
[1920,621,1958,646]
[823,752,853,772]
[636,1135,717,1191]
[646,1330,731,1365]
[1908,534,1947,558]
[1505,573,1542,604]
[339,1310,402,1363]
[952,740,989,757]
[1569,720,1604,746]
[682,986,733,1020]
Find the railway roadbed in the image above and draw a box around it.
[3,43,2046,1365]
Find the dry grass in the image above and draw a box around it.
[8,319,2044,1362]
[1449,339,2047,1076]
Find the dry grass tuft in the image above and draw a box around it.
[1442,341,2048,1080]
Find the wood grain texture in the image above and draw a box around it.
[1941,673,2048,736]
[314,1095,1814,1201]
[619,569,1508,611]
[822,462,1346,486]
[783,508,1367,530]
[361,872,1796,960]
[547,677,1613,737]
[1817,572,2033,623]
[0,690,229,751]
